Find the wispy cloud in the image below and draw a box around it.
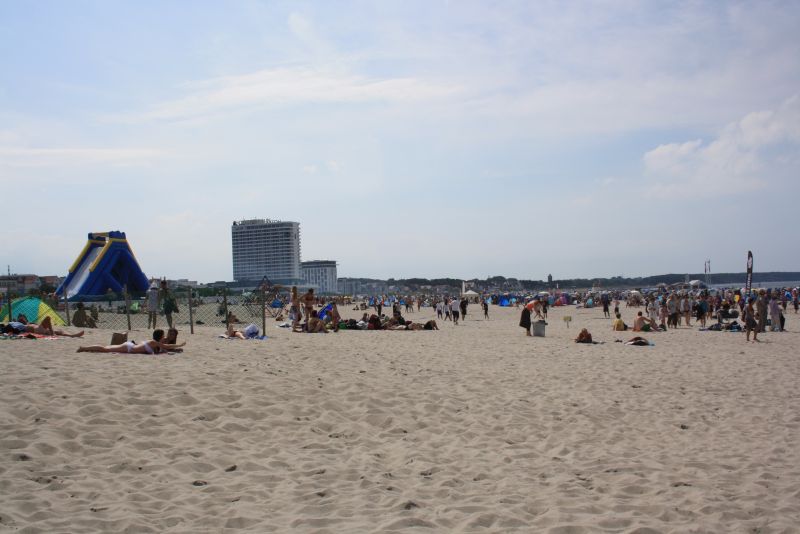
[0,146,164,167]
[114,67,461,123]
[643,95,800,197]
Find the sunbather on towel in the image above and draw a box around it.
[5,316,84,337]
[77,329,185,354]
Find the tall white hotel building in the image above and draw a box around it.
[231,219,301,284]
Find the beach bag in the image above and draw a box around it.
[110,332,128,345]
[243,323,260,339]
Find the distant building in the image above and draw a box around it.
[301,260,338,294]
[338,277,361,295]
[231,219,301,284]
[548,274,553,285]
[0,274,41,296]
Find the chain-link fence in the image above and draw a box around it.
[2,286,291,335]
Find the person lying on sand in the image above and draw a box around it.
[163,328,183,352]
[77,329,185,354]
[625,336,651,346]
[224,325,246,339]
[4,316,84,337]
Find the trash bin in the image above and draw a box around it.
[533,320,546,337]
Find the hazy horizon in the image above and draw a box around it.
[2,1,798,282]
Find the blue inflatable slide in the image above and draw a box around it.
[56,231,149,300]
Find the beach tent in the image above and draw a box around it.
[1,296,66,325]
[462,290,480,297]
[499,297,511,306]
[56,231,149,300]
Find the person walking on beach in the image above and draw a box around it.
[451,299,460,325]
[519,305,532,336]
[460,298,468,320]
[444,298,452,321]
[483,299,489,319]
[435,300,443,319]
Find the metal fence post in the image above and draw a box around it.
[7,294,11,323]
[124,285,132,331]
[223,289,229,330]
[261,285,267,335]
[64,293,71,326]
[188,287,195,334]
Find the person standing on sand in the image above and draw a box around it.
[744,299,759,342]
[519,305,532,336]
[444,298,452,321]
[290,286,302,332]
[483,299,489,319]
[146,280,160,329]
[451,299,460,325]
[460,297,468,320]
[769,295,783,332]
[435,300,443,319]
[756,290,768,333]
[667,294,678,329]
[160,280,178,329]
[302,288,316,323]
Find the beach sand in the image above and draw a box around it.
[1,304,799,533]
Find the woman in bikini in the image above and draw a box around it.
[77,329,185,354]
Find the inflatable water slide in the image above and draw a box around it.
[56,231,149,300]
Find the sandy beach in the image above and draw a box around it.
[1,304,799,533]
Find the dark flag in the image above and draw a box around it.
[745,251,753,295]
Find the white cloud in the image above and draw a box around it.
[115,67,461,123]
[643,95,800,197]
[0,146,164,168]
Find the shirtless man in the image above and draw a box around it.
[632,311,656,332]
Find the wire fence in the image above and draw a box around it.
[2,286,291,334]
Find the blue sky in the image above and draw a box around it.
[1,1,798,282]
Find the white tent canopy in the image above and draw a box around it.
[462,289,480,296]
